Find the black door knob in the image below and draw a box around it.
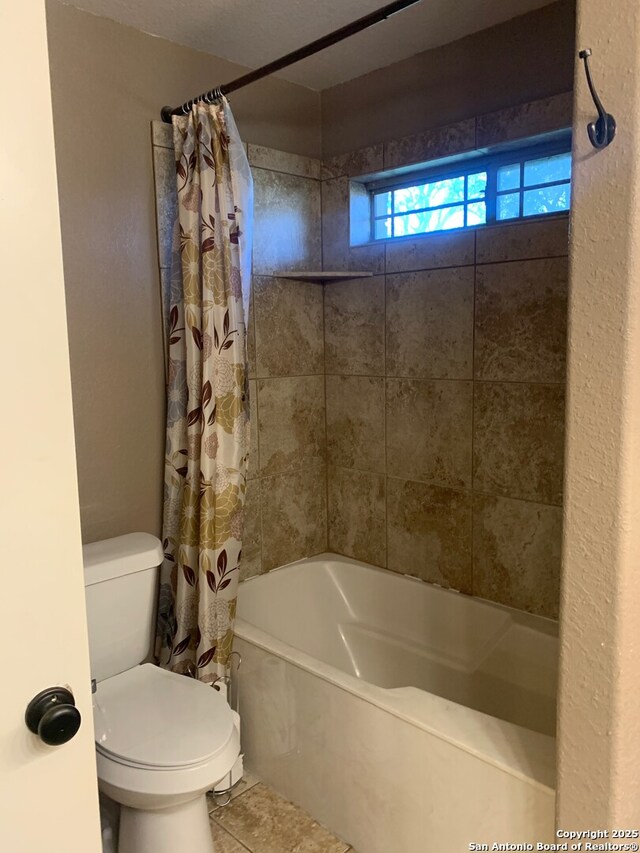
[25,687,81,746]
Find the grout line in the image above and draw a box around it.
[326,463,563,510]
[254,372,326,380]
[321,183,331,553]
[329,461,386,478]
[322,372,564,387]
[383,262,389,570]
[255,166,323,182]
[251,294,265,577]
[249,161,322,181]
[257,460,327,483]
[384,472,563,509]
[210,816,253,852]
[471,231,477,596]
[324,356,331,551]
[384,251,568,277]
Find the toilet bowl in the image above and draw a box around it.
[84,534,239,853]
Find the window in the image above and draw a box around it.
[371,143,571,241]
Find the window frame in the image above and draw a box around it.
[368,138,572,242]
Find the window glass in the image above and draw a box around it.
[371,143,571,240]
[374,191,392,218]
[497,193,520,221]
[523,184,571,216]
[466,201,487,226]
[497,164,520,191]
[468,172,487,199]
[524,153,571,187]
[393,206,465,236]
[394,176,465,213]
[374,218,392,239]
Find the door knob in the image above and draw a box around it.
[25,687,81,746]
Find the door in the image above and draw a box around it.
[0,2,101,851]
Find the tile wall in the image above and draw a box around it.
[152,91,571,619]
[321,93,571,619]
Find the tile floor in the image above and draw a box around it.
[207,772,355,853]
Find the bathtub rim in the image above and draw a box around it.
[235,552,557,794]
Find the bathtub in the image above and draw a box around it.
[234,553,557,853]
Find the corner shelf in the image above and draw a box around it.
[275,271,374,282]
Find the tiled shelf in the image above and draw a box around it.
[276,271,374,282]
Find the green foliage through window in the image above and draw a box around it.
[371,145,571,240]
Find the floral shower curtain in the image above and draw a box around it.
[156,99,253,683]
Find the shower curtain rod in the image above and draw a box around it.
[161,0,423,122]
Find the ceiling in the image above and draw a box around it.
[64,0,558,90]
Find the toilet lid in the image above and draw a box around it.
[93,663,235,769]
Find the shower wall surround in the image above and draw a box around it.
[152,125,327,577]
[153,90,570,619]
[321,92,571,620]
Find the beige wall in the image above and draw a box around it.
[46,1,321,543]
[321,0,575,157]
[321,96,571,620]
[557,0,640,827]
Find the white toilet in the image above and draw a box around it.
[84,532,240,853]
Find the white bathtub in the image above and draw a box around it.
[234,554,557,853]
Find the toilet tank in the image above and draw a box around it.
[84,533,164,682]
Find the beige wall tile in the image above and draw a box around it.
[257,376,326,476]
[475,258,568,383]
[321,177,385,272]
[247,379,259,479]
[248,144,321,179]
[326,375,385,472]
[348,242,385,273]
[383,119,476,170]
[385,232,474,274]
[261,467,327,571]
[476,92,573,148]
[253,168,321,275]
[240,477,262,581]
[328,467,386,566]
[254,276,324,377]
[152,120,173,149]
[321,144,384,179]
[387,477,472,592]
[386,379,473,489]
[473,494,562,618]
[386,267,474,379]
[152,145,177,270]
[476,218,569,264]
[316,99,569,619]
[321,177,348,267]
[324,277,385,375]
[473,382,565,505]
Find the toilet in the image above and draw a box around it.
[84,532,240,853]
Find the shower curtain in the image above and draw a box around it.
[155,99,253,683]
